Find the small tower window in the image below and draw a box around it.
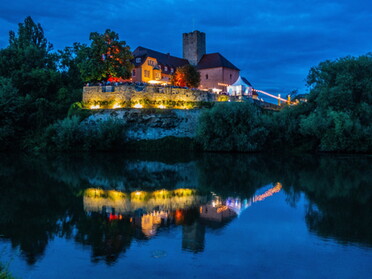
[136,57,141,63]
[132,69,136,77]
[206,74,208,80]
[230,74,232,79]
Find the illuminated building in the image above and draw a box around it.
[131,47,189,84]
[131,30,243,92]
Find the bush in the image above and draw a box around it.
[196,102,268,152]
[42,116,127,152]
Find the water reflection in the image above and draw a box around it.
[0,153,371,267]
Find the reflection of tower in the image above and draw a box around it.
[182,221,205,253]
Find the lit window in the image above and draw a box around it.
[136,57,141,63]
[170,68,174,73]
[165,66,168,71]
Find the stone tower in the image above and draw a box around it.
[183,30,206,66]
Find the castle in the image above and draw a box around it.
[131,31,241,92]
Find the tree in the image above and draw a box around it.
[0,16,58,99]
[0,77,27,150]
[172,64,200,88]
[306,53,372,110]
[77,29,134,82]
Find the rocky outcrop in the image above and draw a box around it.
[82,108,202,140]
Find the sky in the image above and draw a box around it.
[0,0,371,94]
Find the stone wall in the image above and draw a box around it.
[82,85,216,105]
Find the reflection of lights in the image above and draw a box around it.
[90,105,100,109]
[216,205,229,214]
[109,213,123,221]
[175,210,183,220]
[133,104,143,108]
[112,104,121,109]
[253,183,282,202]
[158,104,166,109]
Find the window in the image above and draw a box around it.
[144,70,150,78]
[165,66,168,72]
[206,74,208,80]
[230,74,232,80]
[132,69,136,77]
[159,65,162,70]
[170,68,174,73]
[136,57,141,63]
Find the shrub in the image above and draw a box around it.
[196,102,268,152]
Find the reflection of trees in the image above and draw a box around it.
[293,157,372,247]
[0,155,83,264]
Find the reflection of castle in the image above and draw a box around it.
[82,183,282,255]
[83,188,207,240]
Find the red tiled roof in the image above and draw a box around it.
[197,53,239,71]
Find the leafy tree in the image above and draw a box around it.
[307,53,372,110]
[58,43,86,89]
[299,53,372,152]
[0,16,58,99]
[0,77,28,150]
[172,64,200,88]
[77,29,133,82]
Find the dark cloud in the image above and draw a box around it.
[0,0,371,93]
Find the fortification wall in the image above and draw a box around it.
[82,85,216,104]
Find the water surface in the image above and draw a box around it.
[0,153,371,278]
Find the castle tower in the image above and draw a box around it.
[183,30,206,66]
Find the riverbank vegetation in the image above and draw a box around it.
[197,54,372,153]
[0,17,371,153]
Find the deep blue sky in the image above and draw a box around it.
[0,0,371,94]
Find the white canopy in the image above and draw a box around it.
[227,76,252,96]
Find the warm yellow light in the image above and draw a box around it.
[158,104,166,109]
[113,104,121,109]
[148,80,162,84]
[90,105,100,109]
[133,104,143,108]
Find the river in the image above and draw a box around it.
[0,152,371,278]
